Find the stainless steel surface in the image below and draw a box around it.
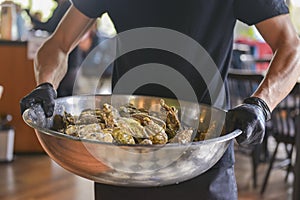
[0,127,14,162]
[22,95,241,187]
[0,85,3,99]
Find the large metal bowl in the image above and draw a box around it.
[22,95,241,187]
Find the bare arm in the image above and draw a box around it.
[34,5,96,88]
[253,14,300,111]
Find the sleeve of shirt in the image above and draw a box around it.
[70,0,107,18]
[233,0,289,25]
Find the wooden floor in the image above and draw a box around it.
[235,148,293,200]
[0,141,294,200]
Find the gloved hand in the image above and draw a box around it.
[20,83,57,117]
[225,97,271,146]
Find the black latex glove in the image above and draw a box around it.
[20,83,57,117]
[225,97,271,146]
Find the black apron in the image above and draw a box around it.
[94,142,237,200]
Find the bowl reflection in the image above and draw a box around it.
[23,95,241,187]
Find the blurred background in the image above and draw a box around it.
[0,0,300,200]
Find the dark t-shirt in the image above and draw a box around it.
[70,0,288,199]
[71,0,288,105]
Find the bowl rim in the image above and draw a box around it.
[22,94,242,148]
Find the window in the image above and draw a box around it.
[0,0,56,21]
[290,0,300,33]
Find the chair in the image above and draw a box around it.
[227,69,264,107]
[227,69,267,188]
[260,83,300,194]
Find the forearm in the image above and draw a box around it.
[33,5,96,89]
[34,36,68,88]
[253,14,300,111]
[253,40,300,111]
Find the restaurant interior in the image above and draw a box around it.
[0,0,300,200]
